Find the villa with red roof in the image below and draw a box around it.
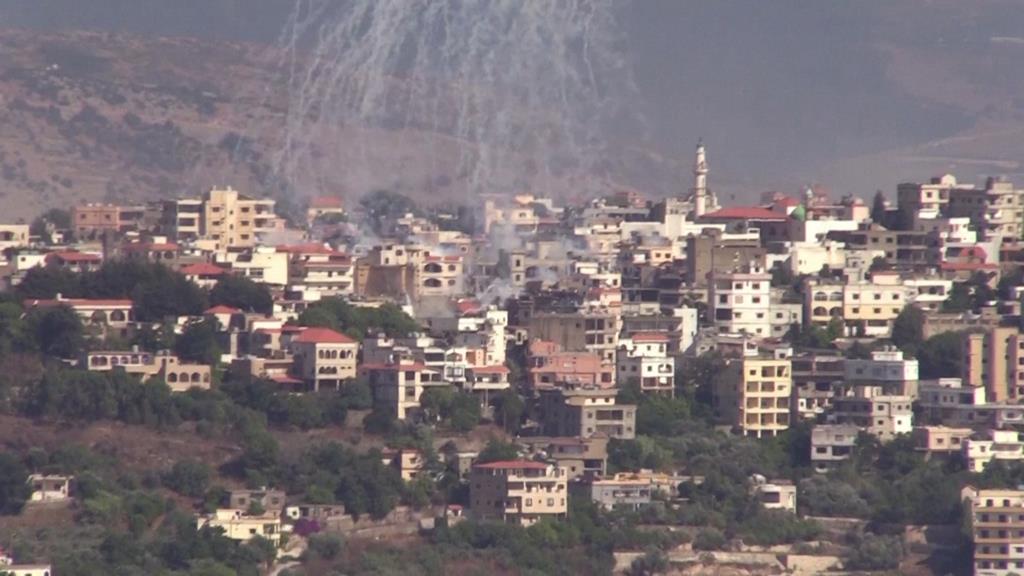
[469,459,567,526]
[287,327,359,391]
[44,250,103,273]
[181,262,228,288]
[24,295,134,327]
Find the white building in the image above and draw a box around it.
[964,429,1024,473]
[708,263,773,337]
[617,333,675,396]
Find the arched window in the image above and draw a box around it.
[424,263,443,274]
[167,373,178,383]
[91,311,107,324]
[424,278,442,288]
[110,310,126,322]
[191,372,201,383]
[812,307,827,316]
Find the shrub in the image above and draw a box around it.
[692,528,726,551]
[163,460,211,498]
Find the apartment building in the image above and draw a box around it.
[538,387,636,440]
[805,274,909,338]
[287,327,359,391]
[616,333,675,396]
[917,378,987,425]
[520,437,608,481]
[897,173,959,222]
[830,388,913,442]
[964,430,1024,473]
[964,328,1024,404]
[162,187,276,249]
[469,460,567,526]
[364,359,446,420]
[0,225,29,251]
[219,246,289,286]
[712,357,792,438]
[708,263,773,337]
[791,352,844,420]
[810,424,859,473]
[84,349,212,392]
[71,203,145,238]
[420,255,465,297]
[964,486,1024,576]
[282,245,355,298]
[844,348,919,396]
[527,309,621,365]
[948,176,1024,242]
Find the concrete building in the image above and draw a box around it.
[196,509,281,546]
[810,424,859,473]
[844,348,919,396]
[750,475,796,513]
[712,357,792,438]
[364,359,445,420]
[470,460,567,526]
[572,474,654,512]
[948,176,1024,242]
[84,349,212,392]
[0,224,30,251]
[616,333,675,396]
[963,328,1024,404]
[791,352,844,420]
[527,309,621,364]
[964,429,1024,473]
[27,475,71,503]
[917,378,987,425]
[527,340,615,391]
[520,437,609,481]
[708,262,773,337]
[538,387,636,440]
[288,327,359,391]
[71,203,144,238]
[964,486,1024,576]
[911,426,973,455]
[830,388,913,442]
[228,488,287,513]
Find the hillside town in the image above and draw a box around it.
[2,142,1024,575]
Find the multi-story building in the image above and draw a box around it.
[964,328,1024,404]
[84,349,212,392]
[712,356,792,438]
[829,388,913,441]
[791,352,844,420]
[538,387,636,440]
[364,359,445,420]
[616,333,675,396]
[469,460,567,526]
[948,176,1024,242]
[917,378,987,424]
[810,424,859,473]
[572,474,654,512]
[219,246,290,286]
[964,486,1024,576]
[527,309,621,365]
[520,437,608,481]
[708,263,773,337]
[897,173,959,222]
[0,224,29,251]
[282,244,355,298]
[805,273,910,338]
[419,255,465,297]
[964,429,1024,473]
[71,203,145,238]
[844,348,919,396]
[528,336,614,389]
[162,187,276,249]
[287,327,359,391]
[750,474,796,513]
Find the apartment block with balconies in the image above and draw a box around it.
[470,460,567,526]
[616,333,675,396]
[964,486,1024,576]
[538,387,636,440]
[713,357,792,438]
[810,424,859,473]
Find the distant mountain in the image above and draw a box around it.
[3,1,1024,217]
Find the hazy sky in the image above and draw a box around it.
[1,0,1021,200]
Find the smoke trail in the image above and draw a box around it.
[270,0,638,203]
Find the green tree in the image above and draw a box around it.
[176,319,223,366]
[0,453,30,515]
[891,305,924,353]
[209,276,273,314]
[163,459,212,498]
[917,331,965,379]
[360,190,419,234]
[27,305,83,358]
[845,533,904,571]
[492,390,525,433]
[476,439,519,464]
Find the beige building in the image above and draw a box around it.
[948,176,1024,242]
[364,360,446,420]
[28,475,71,503]
[196,509,281,546]
[964,430,1024,473]
[712,357,792,438]
[163,187,276,249]
[85,349,212,392]
[288,327,359,391]
[0,224,30,250]
[750,475,796,513]
[538,387,636,440]
[964,486,1024,576]
[71,203,145,238]
[805,273,909,338]
[810,424,859,473]
[911,425,972,455]
[527,309,621,365]
[964,328,1024,404]
[470,460,567,526]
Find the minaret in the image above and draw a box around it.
[693,139,709,217]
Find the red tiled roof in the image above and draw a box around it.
[205,305,241,315]
[474,460,548,470]
[181,263,227,276]
[310,196,344,209]
[46,251,101,263]
[292,327,356,345]
[456,299,482,314]
[960,245,988,260]
[701,206,787,221]
[269,374,304,385]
